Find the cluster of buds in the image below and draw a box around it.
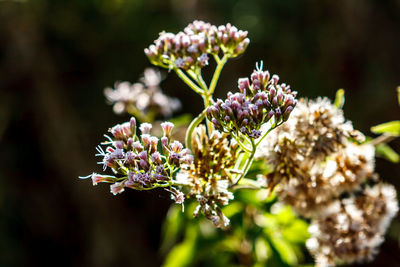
[207,65,297,139]
[177,125,239,227]
[84,118,193,195]
[184,20,250,57]
[145,20,249,71]
[307,183,398,266]
[104,68,181,118]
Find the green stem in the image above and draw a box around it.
[232,134,252,153]
[233,140,256,186]
[185,109,207,150]
[255,122,280,147]
[231,178,266,191]
[187,69,208,92]
[174,68,204,95]
[209,54,229,95]
[202,93,215,134]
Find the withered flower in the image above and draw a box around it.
[177,125,239,227]
[306,183,398,266]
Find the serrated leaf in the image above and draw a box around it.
[334,88,345,109]
[376,143,400,163]
[371,121,400,136]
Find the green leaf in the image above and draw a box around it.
[267,233,298,265]
[371,121,400,136]
[376,143,400,163]
[282,220,310,244]
[334,88,345,109]
[160,205,183,253]
[162,225,197,267]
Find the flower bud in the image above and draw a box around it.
[151,152,162,165]
[110,182,125,195]
[170,140,183,153]
[110,125,125,140]
[275,107,282,118]
[114,140,124,149]
[161,136,169,150]
[161,121,174,138]
[238,78,250,93]
[130,117,136,136]
[140,123,152,134]
[283,106,294,121]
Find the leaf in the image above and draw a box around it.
[334,88,345,109]
[371,121,400,136]
[162,225,197,267]
[282,220,310,244]
[376,143,400,163]
[267,232,298,265]
[160,205,183,253]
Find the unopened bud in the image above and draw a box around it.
[140,123,152,134]
[161,121,174,138]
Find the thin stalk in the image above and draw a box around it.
[232,134,252,153]
[185,109,207,150]
[232,140,256,186]
[231,178,266,191]
[370,134,397,146]
[255,123,279,147]
[209,54,229,95]
[187,69,208,92]
[202,93,215,133]
[174,68,204,95]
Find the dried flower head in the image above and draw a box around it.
[207,63,297,139]
[82,117,193,195]
[272,141,375,217]
[145,20,249,71]
[104,68,181,118]
[256,97,375,216]
[177,125,239,227]
[306,183,398,266]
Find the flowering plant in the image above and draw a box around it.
[81,21,399,266]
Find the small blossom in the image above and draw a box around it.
[139,123,152,134]
[104,68,181,118]
[161,121,174,138]
[110,182,125,195]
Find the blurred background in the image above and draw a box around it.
[1,0,399,266]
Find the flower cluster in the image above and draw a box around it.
[177,125,239,227]
[145,20,249,70]
[104,68,181,118]
[85,118,193,195]
[306,183,398,266]
[256,96,398,265]
[207,65,297,139]
[256,98,372,216]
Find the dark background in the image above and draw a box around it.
[1,0,400,266]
